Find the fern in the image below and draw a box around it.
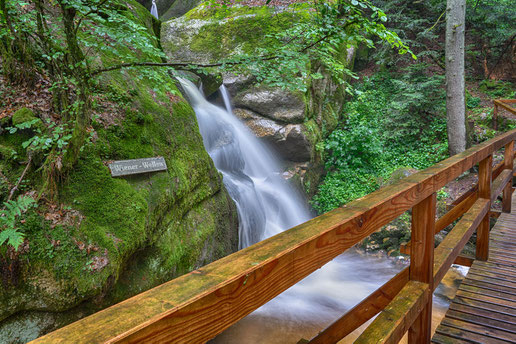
[0,196,36,250]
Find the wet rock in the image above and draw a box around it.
[234,87,305,123]
[162,3,355,193]
[234,108,312,162]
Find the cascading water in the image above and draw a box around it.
[178,78,311,249]
[177,78,464,343]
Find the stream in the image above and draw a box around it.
[177,78,468,343]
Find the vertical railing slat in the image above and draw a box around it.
[408,193,436,343]
[477,155,492,261]
[503,140,514,213]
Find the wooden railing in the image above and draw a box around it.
[493,99,516,130]
[31,129,516,344]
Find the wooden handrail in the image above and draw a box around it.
[354,281,430,344]
[308,268,409,344]
[31,129,516,344]
[493,99,516,130]
[433,198,490,288]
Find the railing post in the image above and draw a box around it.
[408,193,436,344]
[493,101,498,130]
[477,155,492,261]
[503,140,514,213]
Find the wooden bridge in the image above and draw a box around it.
[31,128,516,343]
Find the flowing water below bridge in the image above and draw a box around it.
[177,78,467,344]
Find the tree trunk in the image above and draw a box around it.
[445,0,467,156]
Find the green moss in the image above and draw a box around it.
[11,108,36,126]
[0,0,238,336]
[164,4,311,61]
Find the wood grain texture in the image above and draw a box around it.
[495,99,516,115]
[477,155,493,261]
[409,194,436,343]
[354,281,430,344]
[453,255,474,267]
[308,268,409,344]
[491,169,512,203]
[503,141,514,213]
[433,199,516,343]
[433,198,490,288]
[31,130,516,344]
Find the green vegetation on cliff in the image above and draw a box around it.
[0,1,237,341]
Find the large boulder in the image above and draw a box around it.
[0,1,238,342]
[161,3,355,194]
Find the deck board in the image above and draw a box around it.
[432,193,516,344]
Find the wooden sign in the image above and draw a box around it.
[108,157,167,177]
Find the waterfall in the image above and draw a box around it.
[177,78,311,249]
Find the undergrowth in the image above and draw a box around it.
[311,68,448,214]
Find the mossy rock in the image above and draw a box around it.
[11,108,36,126]
[161,2,355,189]
[0,1,238,341]
[11,107,45,133]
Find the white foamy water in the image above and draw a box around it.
[177,78,463,343]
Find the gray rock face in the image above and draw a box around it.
[234,108,312,162]
[161,4,355,194]
[234,88,306,123]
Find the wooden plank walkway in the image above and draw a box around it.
[432,198,516,344]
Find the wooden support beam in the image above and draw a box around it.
[503,140,514,212]
[453,255,474,267]
[489,210,502,218]
[490,169,512,203]
[433,198,490,288]
[494,100,499,130]
[450,155,515,209]
[308,268,409,344]
[408,193,436,343]
[494,99,516,115]
[437,191,478,233]
[354,281,430,344]
[477,155,492,261]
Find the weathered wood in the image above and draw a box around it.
[435,324,509,344]
[494,100,500,130]
[441,317,516,342]
[354,281,430,344]
[495,99,516,115]
[454,255,474,267]
[433,198,490,288]
[490,210,502,218]
[437,191,478,233]
[491,169,512,203]
[459,284,516,302]
[409,193,436,343]
[462,279,516,297]
[308,268,409,344]
[446,309,516,333]
[477,155,492,261]
[431,332,471,344]
[449,303,516,325]
[433,177,516,343]
[32,130,516,344]
[450,155,516,208]
[503,141,514,212]
[401,191,478,256]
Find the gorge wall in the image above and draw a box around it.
[0,1,237,342]
[161,3,355,194]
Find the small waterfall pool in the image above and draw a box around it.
[177,78,467,343]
